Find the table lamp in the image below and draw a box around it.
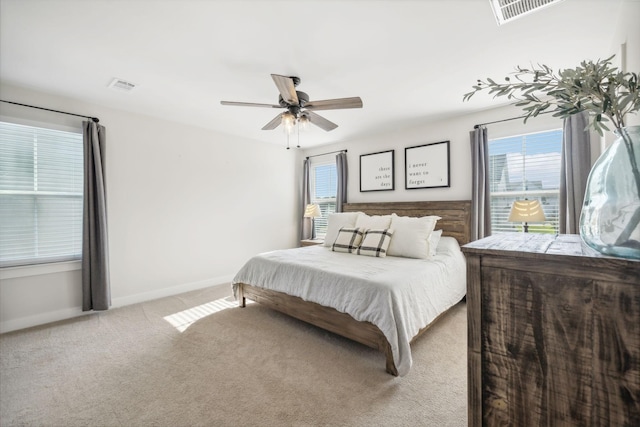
[508,199,546,233]
[304,204,322,239]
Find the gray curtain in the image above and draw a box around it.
[470,126,491,241]
[336,151,348,212]
[82,121,110,311]
[559,112,591,234]
[301,158,313,240]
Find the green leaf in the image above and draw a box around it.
[463,55,637,135]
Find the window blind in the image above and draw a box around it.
[0,121,83,267]
[489,129,562,234]
[311,162,337,237]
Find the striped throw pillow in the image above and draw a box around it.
[357,229,394,257]
[332,227,364,253]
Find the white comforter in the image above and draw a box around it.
[231,237,466,376]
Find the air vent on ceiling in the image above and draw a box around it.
[108,78,137,92]
[490,0,565,25]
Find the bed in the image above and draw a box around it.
[232,200,471,376]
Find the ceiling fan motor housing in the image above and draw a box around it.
[279,91,309,116]
[279,91,309,107]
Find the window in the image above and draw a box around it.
[310,161,337,238]
[489,129,562,234]
[0,121,83,267]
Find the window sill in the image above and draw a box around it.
[0,260,81,280]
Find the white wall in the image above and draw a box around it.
[614,0,640,128]
[302,104,575,205]
[302,0,640,204]
[0,83,300,333]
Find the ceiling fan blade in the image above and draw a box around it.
[220,101,281,108]
[305,111,338,131]
[271,74,299,105]
[305,97,363,111]
[262,113,284,130]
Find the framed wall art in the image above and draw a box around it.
[360,150,394,192]
[405,141,450,189]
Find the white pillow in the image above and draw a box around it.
[436,236,462,254]
[331,227,364,253]
[357,229,394,257]
[428,229,443,257]
[324,212,362,247]
[387,213,441,259]
[355,214,392,230]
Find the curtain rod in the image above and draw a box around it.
[474,110,553,129]
[0,100,100,123]
[306,149,347,160]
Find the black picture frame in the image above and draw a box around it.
[360,150,394,192]
[405,141,450,189]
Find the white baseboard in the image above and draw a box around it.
[0,275,234,334]
[0,306,90,335]
[111,275,234,308]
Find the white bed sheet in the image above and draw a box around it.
[231,236,466,376]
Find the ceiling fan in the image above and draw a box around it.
[220,74,363,133]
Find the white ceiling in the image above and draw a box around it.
[0,0,628,148]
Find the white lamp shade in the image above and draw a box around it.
[298,114,310,131]
[304,204,322,218]
[281,112,295,134]
[508,199,546,223]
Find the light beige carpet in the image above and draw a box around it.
[0,284,467,427]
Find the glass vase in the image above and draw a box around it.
[580,126,640,259]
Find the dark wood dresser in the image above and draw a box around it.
[462,233,639,427]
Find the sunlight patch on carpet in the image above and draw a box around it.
[163,297,252,332]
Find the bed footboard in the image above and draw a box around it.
[237,283,398,376]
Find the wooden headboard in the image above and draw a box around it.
[343,200,472,246]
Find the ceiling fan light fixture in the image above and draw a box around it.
[298,114,310,131]
[281,112,296,134]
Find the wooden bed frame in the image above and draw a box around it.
[236,200,472,375]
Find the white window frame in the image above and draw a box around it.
[0,118,84,269]
[488,128,563,234]
[310,160,337,239]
